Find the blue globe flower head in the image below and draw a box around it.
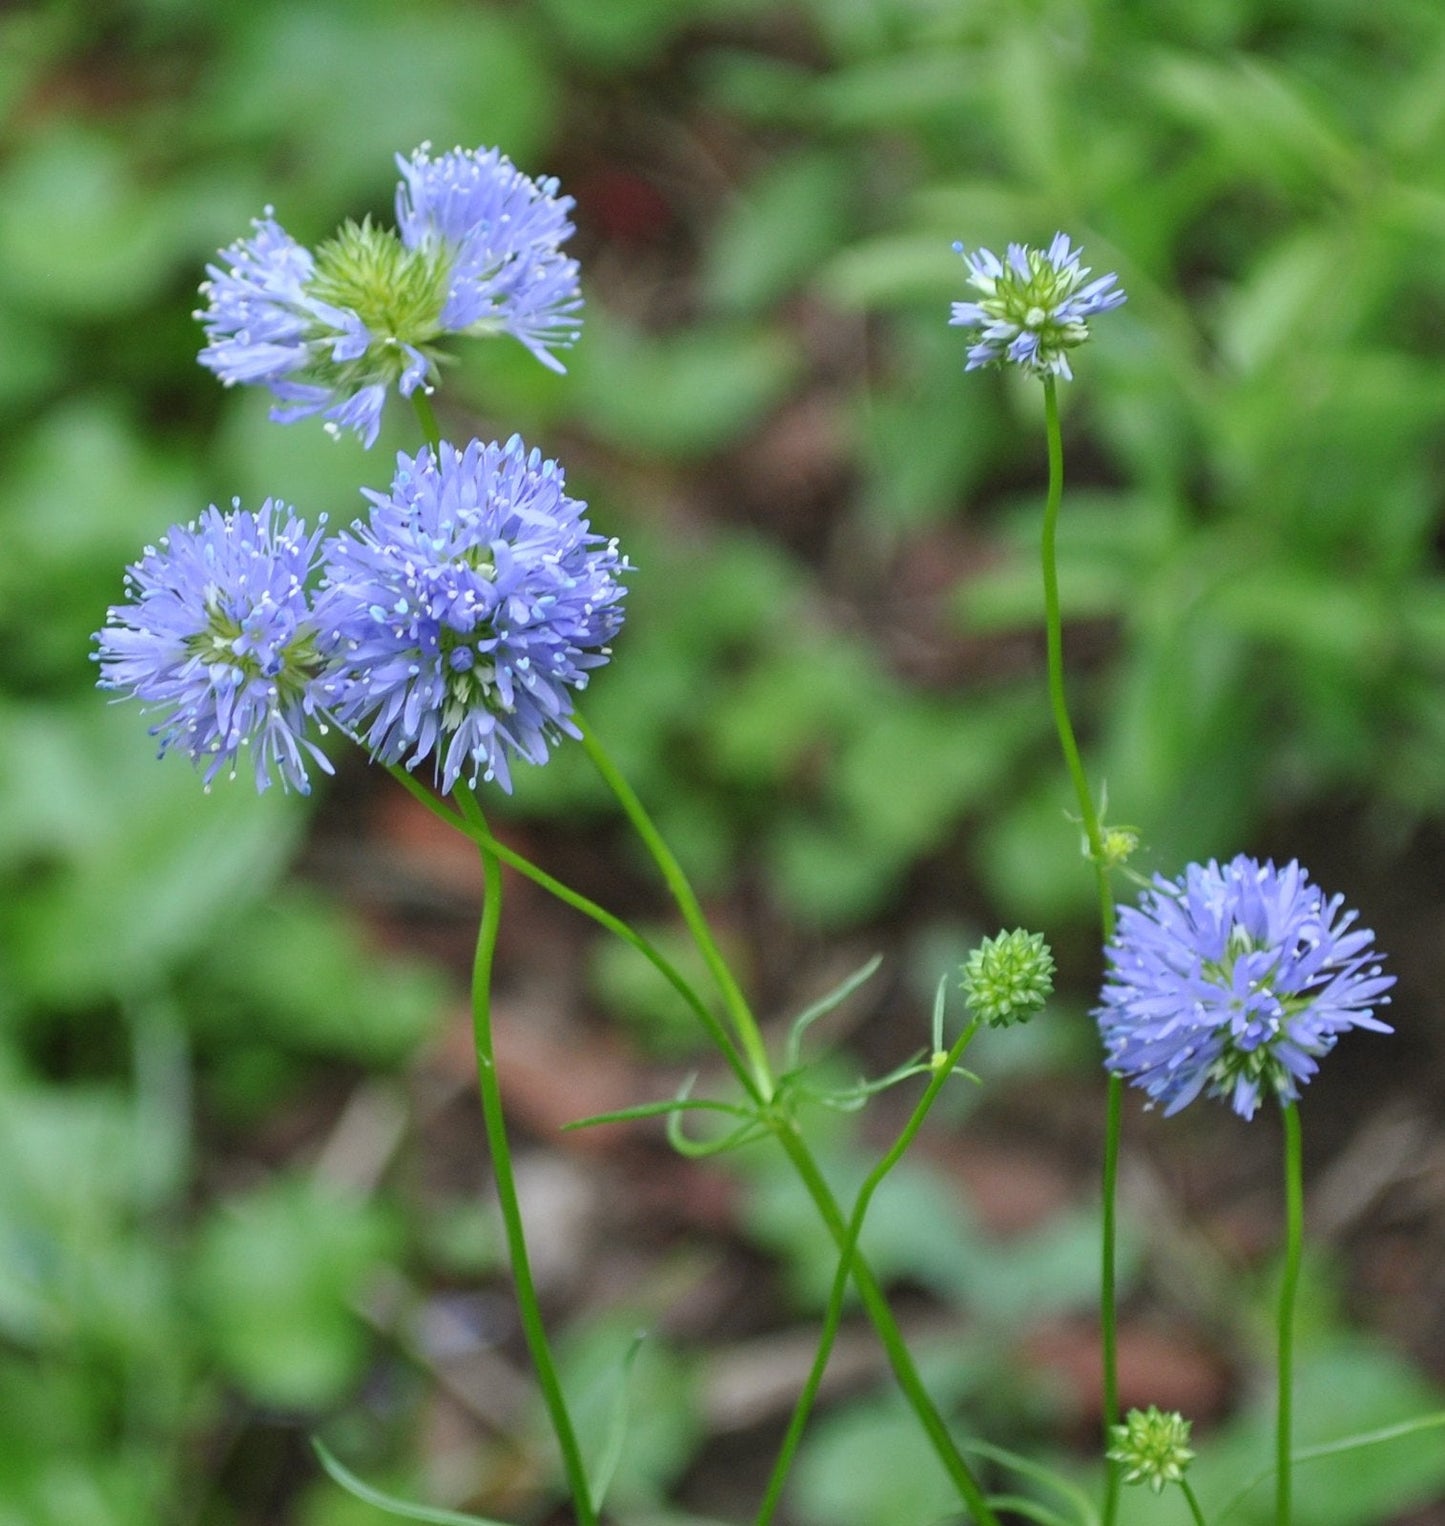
[395,143,583,372]
[320,437,629,795]
[1096,856,1395,1119]
[950,232,1125,380]
[94,501,335,793]
[196,145,582,447]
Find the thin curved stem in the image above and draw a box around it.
[455,787,596,1526]
[755,1025,981,1526]
[770,1125,1001,1526]
[574,711,775,1099]
[384,765,760,1102]
[1278,1101,1304,1526]
[1180,1480,1208,1526]
[573,715,996,1515]
[1040,374,1121,1523]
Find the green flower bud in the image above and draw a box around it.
[1107,1406,1195,1494]
[959,929,1054,1028]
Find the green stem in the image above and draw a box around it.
[574,714,996,1516]
[384,765,760,1103]
[411,388,443,452]
[1180,1479,1208,1526]
[455,787,596,1526]
[574,711,775,1099]
[755,1025,981,1526]
[1278,1101,1304,1526]
[1040,377,1110,879]
[1039,374,1121,1523]
[770,1126,1001,1526]
[1215,1411,1445,1522]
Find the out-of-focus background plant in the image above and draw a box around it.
[4,0,1445,1522]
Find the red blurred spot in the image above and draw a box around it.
[579,168,674,242]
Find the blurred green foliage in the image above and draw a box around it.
[3,0,1445,1520]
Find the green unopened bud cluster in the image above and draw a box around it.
[959,929,1054,1028]
[1107,1406,1195,1494]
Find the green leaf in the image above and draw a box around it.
[572,313,802,458]
[209,1,557,206]
[1138,1341,1445,1526]
[586,1329,648,1512]
[821,234,966,309]
[563,1097,754,1132]
[312,1441,510,1526]
[0,126,184,315]
[0,396,203,688]
[702,149,855,314]
[0,702,305,1006]
[791,1393,960,1526]
[188,886,446,1065]
[555,1317,701,1509]
[192,1177,397,1410]
[588,923,725,1059]
[784,954,884,1070]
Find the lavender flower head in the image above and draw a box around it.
[1096,856,1394,1119]
[94,501,334,793]
[197,145,581,447]
[949,232,1124,379]
[321,437,629,794]
[394,143,582,370]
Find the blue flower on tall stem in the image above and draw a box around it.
[949,232,1124,379]
[320,437,629,794]
[94,501,334,793]
[197,145,582,446]
[1095,855,1394,1119]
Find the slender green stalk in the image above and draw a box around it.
[454,787,596,1526]
[771,1125,1002,1526]
[755,1025,981,1526]
[411,388,443,451]
[383,765,760,1102]
[574,711,775,1099]
[1181,1480,1208,1526]
[1214,1411,1445,1522]
[575,713,997,1518]
[1277,1101,1304,1526]
[1039,374,1121,1523]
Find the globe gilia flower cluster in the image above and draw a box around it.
[320,438,630,795]
[97,440,628,797]
[1095,855,1394,1119]
[949,232,1124,379]
[197,144,581,446]
[94,501,335,794]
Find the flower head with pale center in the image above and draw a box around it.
[197,145,581,446]
[1095,855,1394,1119]
[320,437,629,794]
[949,232,1124,379]
[94,501,334,793]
